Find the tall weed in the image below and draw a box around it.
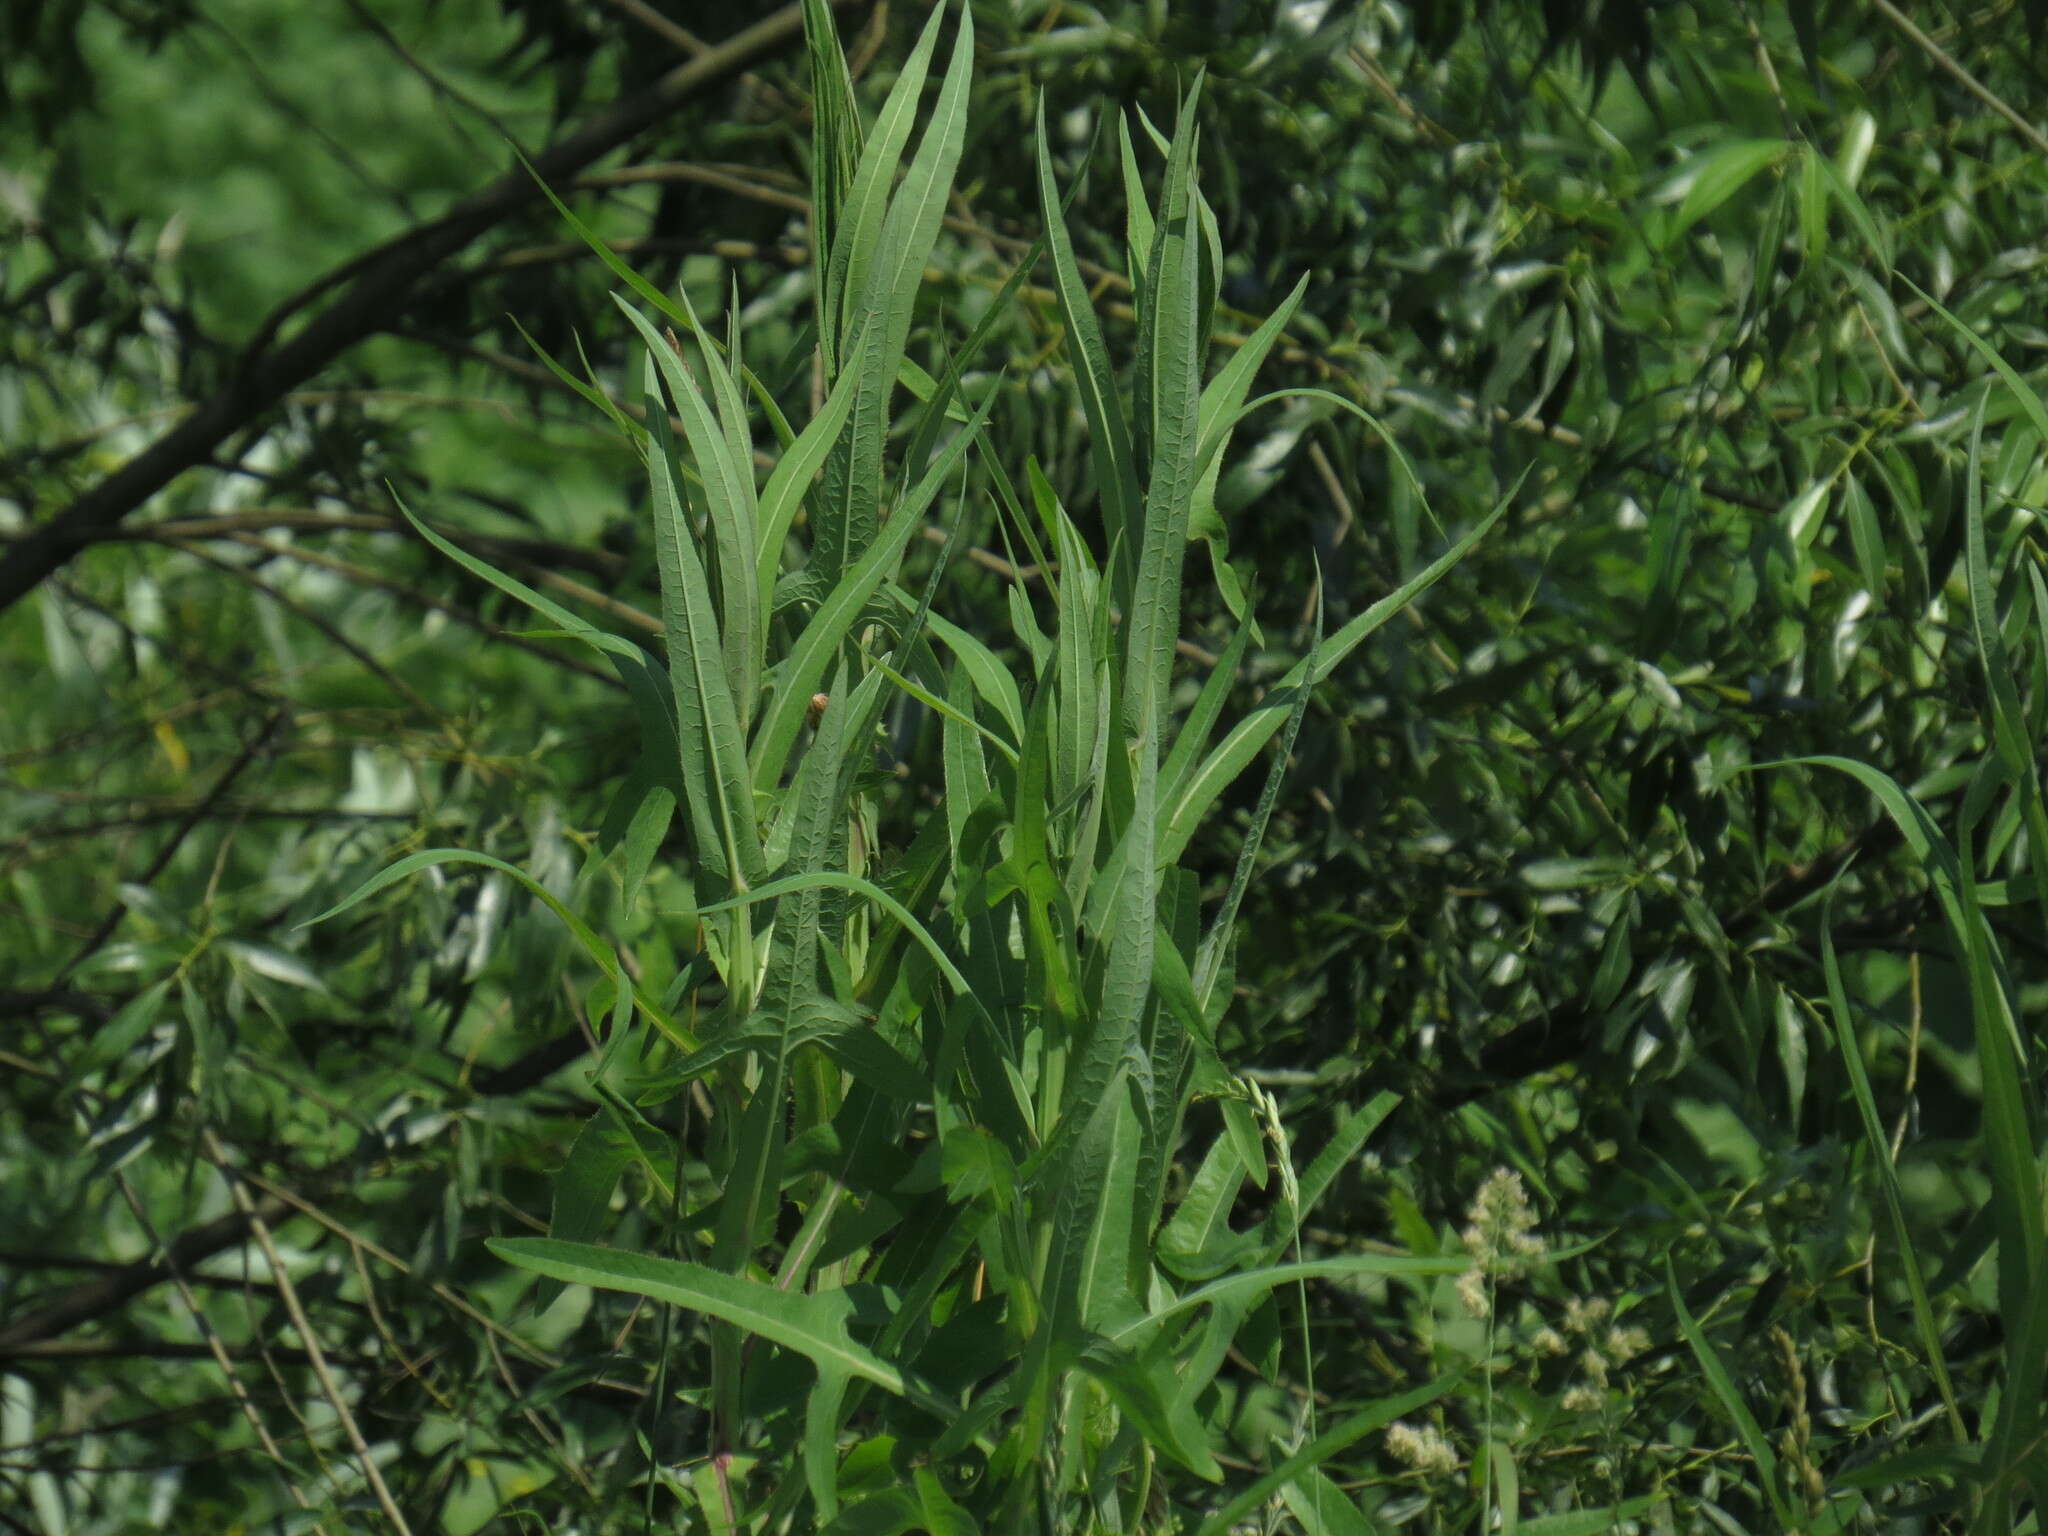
[315,4,1498,1528]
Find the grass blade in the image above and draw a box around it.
[1667,1254,1799,1530]
[1816,886,1966,1440]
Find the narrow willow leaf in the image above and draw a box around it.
[822,5,947,373]
[1158,620,1251,813]
[714,677,852,1272]
[515,147,696,338]
[509,313,639,443]
[942,660,992,863]
[1813,146,1892,266]
[1096,90,1205,1099]
[917,605,1027,744]
[1118,114,1154,307]
[534,1109,637,1310]
[1021,1060,1137,1467]
[391,492,647,670]
[1843,473,1887,600]
[1961,402,2048,925]
[1906,278,2048,447]
[804,1368,852,1523]
[898,228,1047,497]
[1187,274,1308,545]
[802,0,862,377]
[756,349,863,617]
[1192,578,1320,1010]
[301,848,691,1049]
[617,781,674,913]
[1662,139,1790,247]
[691,871,971,996]
[1044,471,1106,810]
[1164,498,1505,864]
[873,655,1018,765]
[1765,756,2026,1063]
[65,978,172,1087]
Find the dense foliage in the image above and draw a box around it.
[6,1,2048,1531]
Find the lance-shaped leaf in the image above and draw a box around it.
[619,301,762,725]
[1036,102,1142,617]
[1187,273,1308,545]
[801,0,862,377]
[816,2,973,581]
[489,1237,917,1398]
[645,369,764,892]
[715,671,854,1271]
[751,386,995,792]
[821,4,946,374]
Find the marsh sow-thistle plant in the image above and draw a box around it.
[316,2,1500,1527]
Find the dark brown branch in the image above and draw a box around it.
[0,3,852,616]
[0,1339,369,1367]
[0,1016,613,1354]
[0,1203,295,1354]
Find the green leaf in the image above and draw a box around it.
[1187,274,1307,545]
[756,353,863,617]
[1515,1499,1665,1536]
[1037,99,1142,615]
[1667,1255,1798,1531]
[751,385,995,792]
[816,1,973,581]
[644,372,763,892]
[533,1109,637,1310]
[1191,1372,1465,1536]
[300,847,690,1050]
[802,0,863,375]
[489,1238,919,1398]
[617,301,761,721]
[1817,891,1965,1440]
[1662,139,1790,247]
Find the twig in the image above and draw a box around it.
[176,545,439,718]
[203,1131,414,1536]
[598,0,706,55]
[109,1169,324,1523]
[52,709,286,987]
[1866,0,2048,158]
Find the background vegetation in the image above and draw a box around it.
[5,0,2048,1530]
